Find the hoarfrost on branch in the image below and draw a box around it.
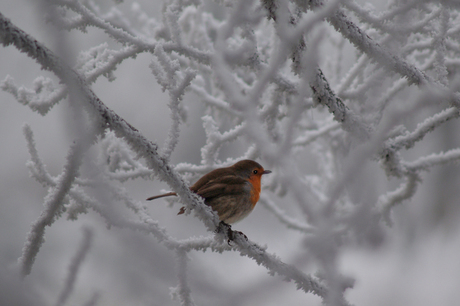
[2,0,460,305]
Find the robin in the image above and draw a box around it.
[146,160,271,225]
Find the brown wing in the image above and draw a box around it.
[189,167,234,191]
[193,175,250,200]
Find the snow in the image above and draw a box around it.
[2,1,460,305]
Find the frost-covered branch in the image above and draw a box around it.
[150,45,196,160]
[326,7,432,86]
[404,148,460,171]
[309,68,372,140]
[260,195,315,233]
[377,172,421,225]
[19,122,93,276]
[384,107,459,155]
[55,227,94,306]
[171,249,195,306]
[3,1,460,305]
[0,75,66,115]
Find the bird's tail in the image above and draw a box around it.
[146,192,177,201]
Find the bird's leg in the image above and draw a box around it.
[216,221,247,244]
[216,221,232,244]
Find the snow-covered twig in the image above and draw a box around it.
[19,123,93,276]
[326,7,432,86]
[310,68,372,140]
[260,195,315,233]
[343,0,441,34]
[55,227,94,306]
[1,76,66,115]
[403,148,460,171]
[386,107,459,152]
[151,45,196,160]
[172,249,195,306]
[377,172,421,225]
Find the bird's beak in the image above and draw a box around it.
[263,170,272,175]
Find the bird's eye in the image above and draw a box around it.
[253,169,258,174]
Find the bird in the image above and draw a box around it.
[146,160,271,225]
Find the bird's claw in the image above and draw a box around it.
[230,230,247,243]
[216,221,247,245]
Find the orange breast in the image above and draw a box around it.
[247,174,262,208]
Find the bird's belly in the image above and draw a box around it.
[206,194,253,224]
